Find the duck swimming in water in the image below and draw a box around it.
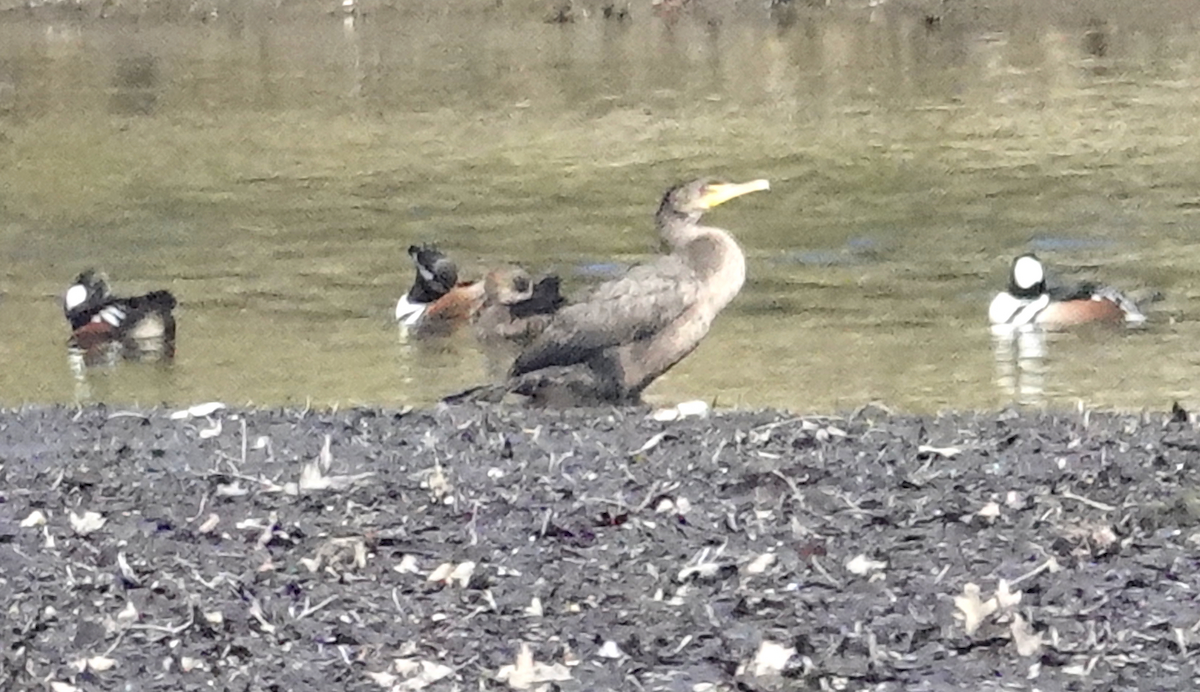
[988,253,1147,332]
[474,269,565,346]
[395,244,462,327]
[63,269,177,364]
[397,244,564,341]
[446,177,770,407]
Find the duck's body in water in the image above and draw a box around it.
[63,269,178,366]
[447,177,769,407]
[988,253,1148,333]
[474,270,565,346]
[398,245,563,342]
[395,244,460,327]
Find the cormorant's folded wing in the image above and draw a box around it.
[511,256,698,376]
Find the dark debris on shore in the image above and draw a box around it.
[2,403,1200,691]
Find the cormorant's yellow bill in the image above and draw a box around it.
[698,179,770,209]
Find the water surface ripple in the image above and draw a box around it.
[2,0,1200,413]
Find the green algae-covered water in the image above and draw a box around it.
[2,0,1200,412]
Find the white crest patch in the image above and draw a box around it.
[1012,256,1044,290]
[64,284,89,311]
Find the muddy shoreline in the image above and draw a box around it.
[2,403,1199,690]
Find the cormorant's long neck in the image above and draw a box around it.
[655,204,703,250]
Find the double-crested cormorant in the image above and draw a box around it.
[63,269,177,363]
[397,245,565,341]
[989,253,1147,331]
[447,177,769,407]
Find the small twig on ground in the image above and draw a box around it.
[107,411,152,421]
[824,488,867,516]
[186,492,209,523]
[750,417,804,434]
[392,587,405,618]
[247,598,275,634]
[810,556,842,589]
[669,634,693,655]
[1059,491,1116,512]
[466,500,481,546]
[1010,557,1059,587]
[634,481,664,512]
[99,629,126,657]
[581,496,628,511]
[771,470,803,502]
[295,595,338,620]
[191,571,225,590]
[130,607,195,636]
[459,605,488,624]
[710,438,727,464]
[1078,595,1110,616]
[199,461,269,487]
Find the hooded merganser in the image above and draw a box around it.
[398,245,564,340]
[988,253,1146,331]
[395,242,486,337]
[446,177,770,407]
[395,244,461,326]
[474,268,566,345]
[63,269,177,360]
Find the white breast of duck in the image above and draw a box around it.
[988,292,1051,333]
[395,295,426,325]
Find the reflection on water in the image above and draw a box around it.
[992,326,1047,407]
[3,1,1200,413]
[110,54,160,116]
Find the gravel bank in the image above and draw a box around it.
[2,404,1199,691]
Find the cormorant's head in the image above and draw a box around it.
[660,178,771,217]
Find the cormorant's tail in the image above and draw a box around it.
[442,383,510,405]
[444,365,636,409]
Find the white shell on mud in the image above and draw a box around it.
[170,402,227,420]
[651,400,710,422]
